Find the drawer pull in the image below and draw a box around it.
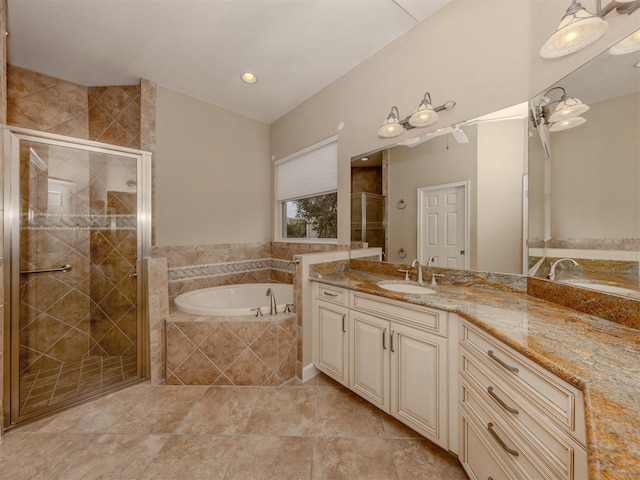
[390,330,395,353]
[487,422,519,457]
[341,314,346,333]
[323,291,338,297]
[382,328,387,350]
[487,350,519,373]
[488,386,519,415]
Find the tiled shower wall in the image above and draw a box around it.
[6,66,143,371]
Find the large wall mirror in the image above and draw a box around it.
[528,35,640,299]
[350,32,639,299]
[351,103,529,276]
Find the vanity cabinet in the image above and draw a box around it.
[458,320,588,480]
[313,284,350,387]
[314,286,450,449]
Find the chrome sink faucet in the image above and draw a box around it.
[548,258,579,281]
[411,259,423,285]
[426,256,436,267]
[265,288,278,315]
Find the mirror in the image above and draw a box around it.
[527,36,640,299]
[351,104,529,275]
[350,32,640,297]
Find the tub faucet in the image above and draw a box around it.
[410,259,423,285]
[266,288,278,315]
[548,258,579,281]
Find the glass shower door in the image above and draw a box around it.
[6,130,148,424]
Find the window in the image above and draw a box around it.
[275,136,338,240]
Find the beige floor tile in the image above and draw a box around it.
[0,432,98,480]
[176,386,261,435]
[26,384,154,433]
[380,412,423,439]
[244,387,316,436]
[107,385,207,434]
[55,433,169,479]
[225,435,313,480]
[139,435,237,480]
[312,437,399,480]
[389,438,467,480]
[315,386,385,437]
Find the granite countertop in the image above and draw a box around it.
[309,269,640,480]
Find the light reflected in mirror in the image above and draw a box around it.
[351,104,529,275]
[527,39,640,299]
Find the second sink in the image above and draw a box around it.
[377,281,437,295]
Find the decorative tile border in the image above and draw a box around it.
[168,258,296,282]
[22,213,137,230]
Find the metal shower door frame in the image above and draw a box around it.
[2,126,152,427]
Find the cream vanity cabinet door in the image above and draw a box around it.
[350,311,390,411]
[313,284,349,387]
[391,322,448,448]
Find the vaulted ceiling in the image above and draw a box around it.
[7,0,452,123]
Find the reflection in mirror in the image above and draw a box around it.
[527,38,640,299]
[351,104,529,275]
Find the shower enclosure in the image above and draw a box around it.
[351,192,386,254]
[3,127,151,426]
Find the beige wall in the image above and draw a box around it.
[270,0,640,245]
[155,86,271,246]
[550,91,640,240]
[477,119,527,274]
[386,127,478,266]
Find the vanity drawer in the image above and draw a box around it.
[315,284,348,306]
[460,350,587,480]
[460,321,584,442]
[460,384,556,480]
[350,291,446,337]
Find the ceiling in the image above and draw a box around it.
[6,0,452,124]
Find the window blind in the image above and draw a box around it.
[276,136,337,201]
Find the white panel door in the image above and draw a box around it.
[418,183,467,269]
[350,312,390,412]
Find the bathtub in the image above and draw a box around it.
[174,283,293,316]
[167,282,297,386]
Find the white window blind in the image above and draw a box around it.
[276,136,337,201]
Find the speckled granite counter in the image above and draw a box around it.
[309,267,640,480]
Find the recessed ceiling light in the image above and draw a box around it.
[360,157,369,162]
[635,61,640,68]
[241,72,258,84]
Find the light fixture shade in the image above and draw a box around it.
[549,116,586,132]
[409,102,439,128]
[549,96,590,122]
[540,3,608,58]
[378,107,405,138]
[609,29,640,55]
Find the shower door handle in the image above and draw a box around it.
[20,264,72,275]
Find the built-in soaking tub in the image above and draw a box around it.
[175,283,293,316]
[166,283,297,386]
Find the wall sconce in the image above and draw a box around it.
[531,86,590,132]
[378,92,456,138]
[540,0,640,58]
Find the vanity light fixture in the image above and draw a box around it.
[533,86,590,132]
[540,0,640,59]
[378,92,456,138]
[609,28,640,54]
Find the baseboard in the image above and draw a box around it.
[302,363,319,382]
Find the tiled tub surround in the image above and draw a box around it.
[165,311,297,386]
[310,261,640,480]
[150,241,349,383]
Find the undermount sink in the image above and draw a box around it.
[376,281,437,295]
